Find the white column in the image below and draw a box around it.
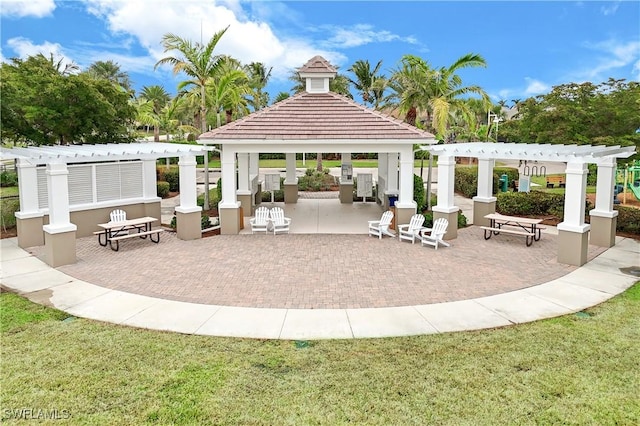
[285,153,297,184]
[237,152,250,192]
[591,157,617,217]
[176,154,201,212]
[219,146,238,207]
[42,162,76,233]
[249,153,259,176]
[557,161,590,232]
[387,153,399,193]
[141,158,158,199]
[396,146,415,206]
[474,158,496,201]
[15,161,41,218]
[433,155,458,213]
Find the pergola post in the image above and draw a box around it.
[42,162,77,267]
[433,155,459,240]
[284,152,298,204]
[589,157,618,247]
[385,153,399,210]
[15,160,44,248]
[237,152,253,213]
[395,146,417,226]
[473,158,497,226]
[339,152,353,204]
[141,158,161,218]
[175,154,202,240]
[250,153,261,208]
[377,152,388,205]
[557,161,590,266]
[219,146,241,234]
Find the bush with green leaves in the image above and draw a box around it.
[201,215,211,229]
[298,169,336,191]
[454,166,519,198]
[157,181,170,198]
[414,174,425,212]
[163,168,180,192]
[422,210,468,229]
[0,171,18,187]
[1,197,20,229]
[613,205,640,235]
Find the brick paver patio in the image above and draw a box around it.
[27,227,607,309]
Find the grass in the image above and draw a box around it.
[0,186,19,197]
[1,283,639,424]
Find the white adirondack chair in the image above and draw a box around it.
[368,210,395,239]
[398,214,426,244]
[250,206,270,234]
[270,207,291,235]
[109,209,128,234]
[420,218,450,250]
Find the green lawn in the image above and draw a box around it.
[1,284,638,424]
[0,186,19,197]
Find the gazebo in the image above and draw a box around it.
[422,142,636,266]
[198,56,437,234]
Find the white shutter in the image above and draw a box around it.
[96,163,121,202]
[120,162,143,198]
[36,167,48,209]
[68,165,93,205]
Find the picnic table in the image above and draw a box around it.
[480,213,544,247]
[96,216,163,251]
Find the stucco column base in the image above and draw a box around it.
[394,204,417,233]
[283,183,298,204]
[16,216,45,248]
[432,210,458,240]
[219,204,241,235]
[237,193,253,216]
[339,183,353,204]
[44,230,76,267]
[557,229,589,266]
[176,210,202,241]
[143,200,161,220]
[472,198,496,227]
[589,214,617,248]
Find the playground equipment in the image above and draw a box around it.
[615,161,640,204]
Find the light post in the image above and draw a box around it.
[487,111,503,141]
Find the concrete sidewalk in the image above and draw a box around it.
[1,230,638,339]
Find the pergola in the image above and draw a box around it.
[421,142,636,266]
[1,142,210,267]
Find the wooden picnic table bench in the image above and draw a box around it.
[481,213,544,247]
[95,216,163,251]
[546,175,566,188]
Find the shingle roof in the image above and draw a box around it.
[199,91,436,141]
[298,55,337,74]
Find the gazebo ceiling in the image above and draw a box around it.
[0,142,210,165]
[422,142,636,163]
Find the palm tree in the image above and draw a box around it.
[245,62,272,111]
[85,60,132,93]
[154,27,229,210]
[348,59,383,105]
[207,65,250,128]
[139,85,170,141]
[384,56,432,126]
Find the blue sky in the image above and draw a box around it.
[2,0,639,106]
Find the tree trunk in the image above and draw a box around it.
[316,153,323,171]
[153,125,160,142]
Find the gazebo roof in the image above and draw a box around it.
[422,142,635,163]
[0,142,210,165]
[199,91,436,144]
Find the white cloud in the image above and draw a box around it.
[600,1,620,16]
[82,0,343,84]
[321,24,416,49]
[633,59,640,80]
[576,39,640,81]
[5,37,70,63]
[0,0,55,18]
[524,78,550,96]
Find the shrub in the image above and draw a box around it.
[298,170,336,191]
[163,168,180,192]
[454,166,519,198]
[201,215,211,229]
[614,205,640,235]
[0,171,18,187]
[414,174,425,212]
[422,210,468,229]
[1,197,20,229]
[157,181,170,198]
[497,191,565,216]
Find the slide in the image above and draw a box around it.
[627,181,640,201]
